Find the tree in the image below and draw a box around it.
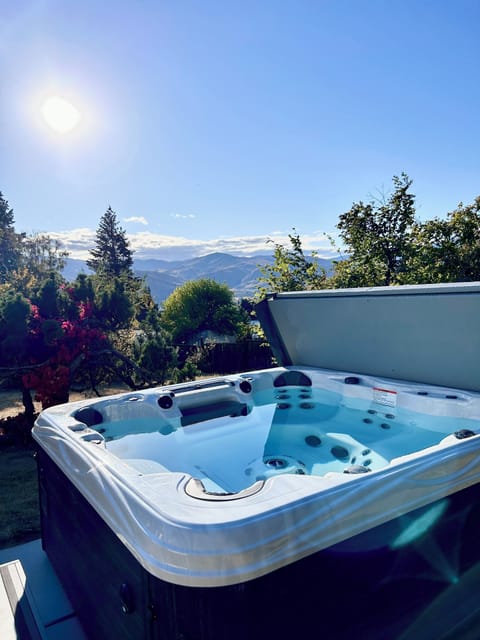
[0,277,108,410]
[400,217,457,284]
[446,197,480,280]
[255,230,327,299]
[19,276,109,408]
[133,308,178,384]
[87,206,133,277]
[0,291,31,365]
[13,234,68,297]
[332,173,417,287]
[405,197,480,284]
[0,290,36,414]
[93,278,134,331]
[161,279,247,344]
[33,273,64,318]
[0,191,22,284]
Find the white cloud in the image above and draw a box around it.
[124,216,148,225]
[48,228,97,260]
[170,213,196,219]
[48,229,341,262]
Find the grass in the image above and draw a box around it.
[0,384,129,550]
[0,414,41,549]
[0,444,40,549]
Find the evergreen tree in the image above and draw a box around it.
[135,308,178,384]
[0,191,22,284]
[94,278,134,331]
[0,290,31,364]
[87,206,133,277]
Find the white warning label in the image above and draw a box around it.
[373,387,397,408]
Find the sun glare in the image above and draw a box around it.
[41,95,82,134]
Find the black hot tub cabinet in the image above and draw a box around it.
[33,283,480,639]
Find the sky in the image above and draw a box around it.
[1,0,480,261]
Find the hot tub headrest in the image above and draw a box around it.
[74,407,104,427]
[274,371,312,387]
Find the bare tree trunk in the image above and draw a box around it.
[22,383,35,416]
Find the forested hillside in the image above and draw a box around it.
[64,252,335,302]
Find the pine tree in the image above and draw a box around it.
[87,206,133,277]
[0,191,21,283]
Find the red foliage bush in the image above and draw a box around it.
[22,293,107,409]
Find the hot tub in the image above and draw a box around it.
[33,283,480,639]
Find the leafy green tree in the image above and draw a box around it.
[12,234,68,297]
[256,230,327,299]
[87,206,133,277]
[447,197,480,280]
[405,197,480,283]
[332,173,416,287]
[161,279,247,344]
[400,218,457,284]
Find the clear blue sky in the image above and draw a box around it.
[1,0,479,260]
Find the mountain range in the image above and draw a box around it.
[63,252,335,303]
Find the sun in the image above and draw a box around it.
[41,95,82,134]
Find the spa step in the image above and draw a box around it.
[0,559,45,639]
[0,541,87,640]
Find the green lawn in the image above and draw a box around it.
[0,442,41,549]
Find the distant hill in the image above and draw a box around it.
[63,252,335,303]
